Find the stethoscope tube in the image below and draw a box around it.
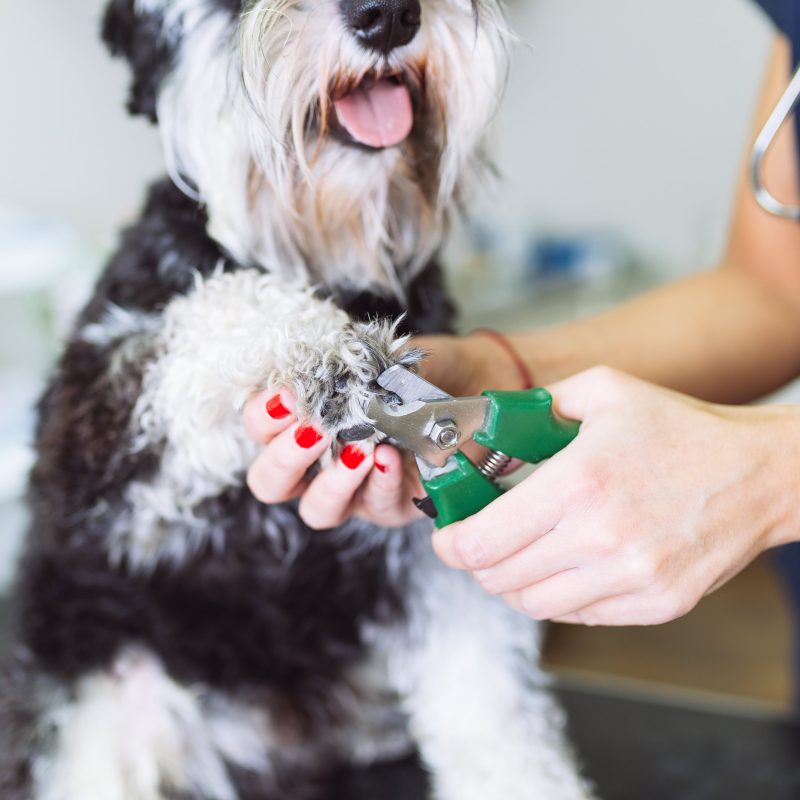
[752,63,800,222]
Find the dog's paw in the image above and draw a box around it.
[274,318,421,439]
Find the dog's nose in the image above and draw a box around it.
[341,0,422,55]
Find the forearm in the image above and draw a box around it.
[498,35,800,405]
[505,265,800,403]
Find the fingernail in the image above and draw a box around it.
[295,425,323,449]
[375,461,389,474]
[459,535,486,567]
[341,445,366,470]
[266,394,291,420]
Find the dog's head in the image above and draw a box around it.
[103,0,511,294]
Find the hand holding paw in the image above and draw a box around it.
[243,389,424,529]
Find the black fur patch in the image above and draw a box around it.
[102,1,176,121]
[29,338,160,543]
[216,0,244,13]
[0,653,42,800]
[17,494,407,696]
[330,261,455,336]
[101,0,244,121]
[79,180,231,322]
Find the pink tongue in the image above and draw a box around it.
[334,79,414,149]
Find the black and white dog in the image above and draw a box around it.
[0,1,594,797]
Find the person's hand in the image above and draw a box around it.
[243,388,424,528]
[413,333,527,398]
[242,333,532,529]
[433,367,800,626]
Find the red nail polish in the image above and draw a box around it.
[341,445,366,470]
[375,461,389,474]
[266,395,291,420]
[295,425,323,449]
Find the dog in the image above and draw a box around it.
[0,1,595,798]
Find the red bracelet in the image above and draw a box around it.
[470,328,534,391]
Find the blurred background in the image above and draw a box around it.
[0,0,794,721]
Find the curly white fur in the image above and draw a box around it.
[83,268,410,569]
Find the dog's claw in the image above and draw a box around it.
[338,423,376,442]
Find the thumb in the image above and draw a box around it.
[547,365,632,421]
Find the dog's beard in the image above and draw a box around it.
[154,0,511,295]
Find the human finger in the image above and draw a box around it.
[501,591,527,616]
[359,445,406,510]
[547,365,634,422]
[298,444,374,530]
[515,568,620,621]
[472,528,588,596]
[549,614,584,625]
[431,459,570,571]
[243,389,297,444]
[354,444,425,525]
[552,588,697,627]
[247,421,330,504]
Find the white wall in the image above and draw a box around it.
[0,0,162,247]
[0,0,775,265]
[489,0,774,275]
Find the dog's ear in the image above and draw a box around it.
[101,0,175,122]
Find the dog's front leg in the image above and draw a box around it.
[78,266,411,567]
[388,554,595,800]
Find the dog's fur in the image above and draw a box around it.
[0,1,594,797]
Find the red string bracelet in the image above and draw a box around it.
[470,328,534,391]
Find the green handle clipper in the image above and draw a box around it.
[366,367,581,528]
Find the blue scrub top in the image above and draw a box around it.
[753,0,800,157]
[754,0,800,64]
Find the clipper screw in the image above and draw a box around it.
[430,419,460,450]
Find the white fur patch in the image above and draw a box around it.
[33,650,272,800]
[81,306,162,349]
[385,551,595,800]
